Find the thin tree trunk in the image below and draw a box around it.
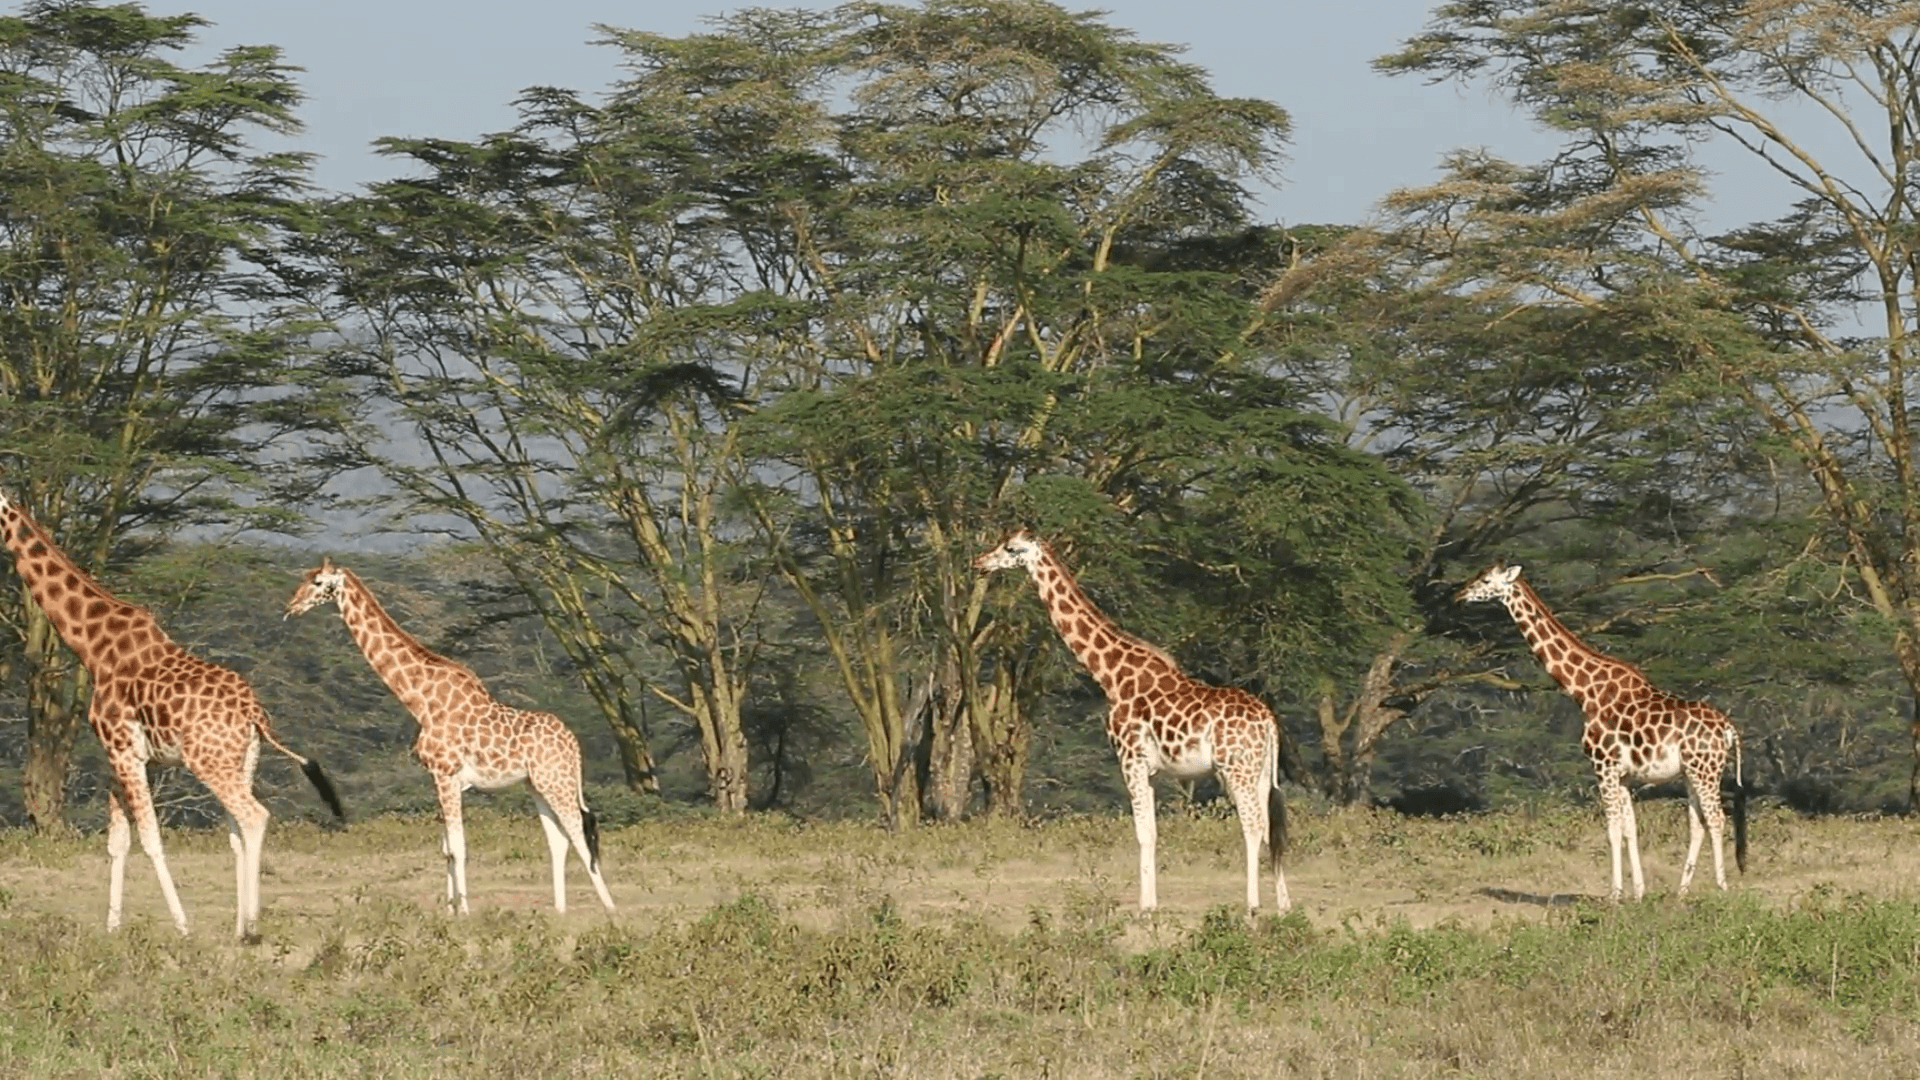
[972,657,1032,817]
[923,653,976,820]
[689,678,752,815]
[1316,636,1410,806]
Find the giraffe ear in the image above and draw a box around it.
[1501,564,1523,583]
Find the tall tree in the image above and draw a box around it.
[0,1,321,828]
[1379,0,1920,804]
[702,0,1410,824]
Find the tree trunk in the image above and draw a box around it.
[972,657,1032,818]
[1315,636,1410,806]
[689,677,751,815]
[22,606,84,833]
[921,653,976,821]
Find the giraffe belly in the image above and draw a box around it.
[1145,738,1214,780]
[1621,741,1683,783]
[455,761,529,792]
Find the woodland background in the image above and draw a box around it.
[4,0,1919,835]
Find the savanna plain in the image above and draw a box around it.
[2,798,1918,1079]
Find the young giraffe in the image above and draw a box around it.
[0,489,344,940]
[977,530,1289,914]
[285,559,615,914]
[1458,562,1747,901]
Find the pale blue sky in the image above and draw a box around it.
[175,0,1559,225]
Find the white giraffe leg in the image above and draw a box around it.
[1121,754,1158,911]
[1223,762,1264,915]
[1599,769,1628,903]
[105,788,132,932]
[531,791,616,914]
[227,821,247,936]
[1693,766,1730,891]
[1679,794,1705,895]
[1620,790,1646,900]
[532,794,571,913]
[435,775,471,915]
[127,777,189,934]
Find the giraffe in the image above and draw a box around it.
[1457,561,1747,901]
[285,558,615,915]
[976,530,1289,914]
[0,489,344,940]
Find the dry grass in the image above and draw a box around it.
[1,799,1917,1078]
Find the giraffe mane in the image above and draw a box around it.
[1037,538,1185,673]
[1514,577,1653,685]
[337,565,489,687]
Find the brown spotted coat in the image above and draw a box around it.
[1459,561,1746,900]
[977,530,1289,913]
[0,490,341,940]
[286,559,614,914]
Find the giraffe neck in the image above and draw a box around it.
[1025,546,1181,699]
[0,498,157,670]
[1502,579,1643,712]
[332,567,487,710]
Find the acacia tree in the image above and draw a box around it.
[302,118,806,806]
[1261,201,1765,802]
[696,0,1414,824]
[0,1,323,828]
[1379,0,1920,805]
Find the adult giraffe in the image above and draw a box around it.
[286,558,614,914]
[976,529,1289,914]
[1458,561,1747,900]
[0,489,344,940]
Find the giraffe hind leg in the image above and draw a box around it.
[530,784,615,914]
[200,738,270,941]
[1222,762,1267,916]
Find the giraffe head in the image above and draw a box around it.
[286,558,349,619]
[975,529,1045,573]
[1457,561,1524,604]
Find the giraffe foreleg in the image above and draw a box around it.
[1597,768,1630,903]
[1120,755,1158,912]
[118,763,188,934]
[434,774,471,915]
[1619,788,1646,901]
[105,788,132,932]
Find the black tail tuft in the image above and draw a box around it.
[303,759,346,821]
[1267,783,1288,872]
[582,806,602,874]
[1732,781,1748,875]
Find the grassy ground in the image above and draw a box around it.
[2,798,1918,1078]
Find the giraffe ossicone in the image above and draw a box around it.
[1458,560,1747,901]
[977,528,1290,914]
[0,488,344,940]
[287,558,615,915]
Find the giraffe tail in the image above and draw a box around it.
[1267,722,1288,869]
[1731,729,1747,875]
[258,721,346,821]
[581,801,603,874]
